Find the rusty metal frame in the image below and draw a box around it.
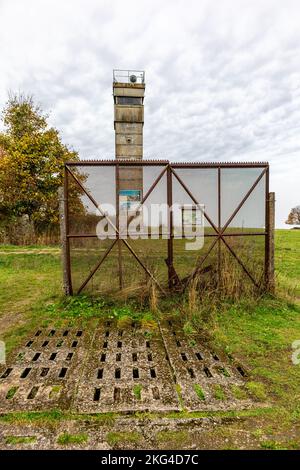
[64,160,269,295]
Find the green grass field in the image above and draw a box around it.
[0,229,299,449]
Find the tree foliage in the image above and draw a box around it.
[285,205,300,225]
[0,93,79,234]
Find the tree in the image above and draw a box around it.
[285,206,300,225]
[0,93,80,236]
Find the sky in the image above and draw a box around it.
[0,0,299,228]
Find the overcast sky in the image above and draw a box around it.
[0,0,299,228]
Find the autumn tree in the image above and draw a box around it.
[0,93,79,239]
[286,205,300,225]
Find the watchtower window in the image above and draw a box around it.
[116,96,142,105]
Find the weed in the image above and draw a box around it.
[193,384,205,401]
[57,433,88,445]
[5,435,36,445]
[106,431,142,446]
[133,384,142,400]
[213,385,226,400]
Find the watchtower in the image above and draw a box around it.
[113,70,145,210]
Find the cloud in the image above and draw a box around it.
[0,0,299,227]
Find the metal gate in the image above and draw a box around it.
[61,160,273,296]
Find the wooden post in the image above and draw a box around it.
[59,186,72,295]
[268,192,275,293]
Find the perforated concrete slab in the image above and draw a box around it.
[0,327,89,411]
[0,320,253,413]
[74,320,179,412]
[160,319,253,411]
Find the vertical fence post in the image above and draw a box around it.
[217,166,221,288]
[59,167,72,295]
[267,192,275,293]
[115,163,123,290]
[167,164,174,289]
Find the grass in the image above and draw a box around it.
[133,384,142,400]
[57,432,88,445]
[0,229,299,449]
[213,384,226,400]
[5,435,36,445]
[156,430,189,447]
[193,384,205,401]
[106,431,142,446]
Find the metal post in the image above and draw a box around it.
[264,166,270,290]
[60,168,72,295]
[218,167,221,288]
[115,163,123,290]
[167,165,174,288]
[267,192,275,293]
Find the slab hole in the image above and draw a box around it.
[181,353,188,361]
[93,388,101,401]
[118,330,123,337]
[71,341,78,348]
[32,353,41,362]
[204,366,213,378]
[105,331,109,337]
[1,368,13,379]
[115,368,121,379]
[106,321,111,327]
[59,367,68,378]
[176,340,181,347]
[100,353,106,362]
[97,368,103,379]
[48,330,55,337]
[133,368,139,379]
[66,353,73,361]
[114,387,120,402]
[168,320,172,326]
[17,352,25,361]
[148,353,153,362]
[103,341,108,349]
[195,352,203,360]
[132,321,136,328]
[42,341,49,347]
[20,368,31,379]
[146,341,150,348]
[40,368,49,377]
[35,331,42,337]
[152,386,160,400]
[132,352,138,362]
[26,341,34,347]
[76,330,82,337]
[150,368,156,378]
[117,341,122,348]
[63,330,69,337]
[237,366,247,377]
[27,386,39,399]
[172,331,177,336]
[49,353,57,361]
[188,367,195,378]
[212,353,220,361]
[116,353,121,362]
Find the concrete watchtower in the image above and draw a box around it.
[113,70,145,208]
